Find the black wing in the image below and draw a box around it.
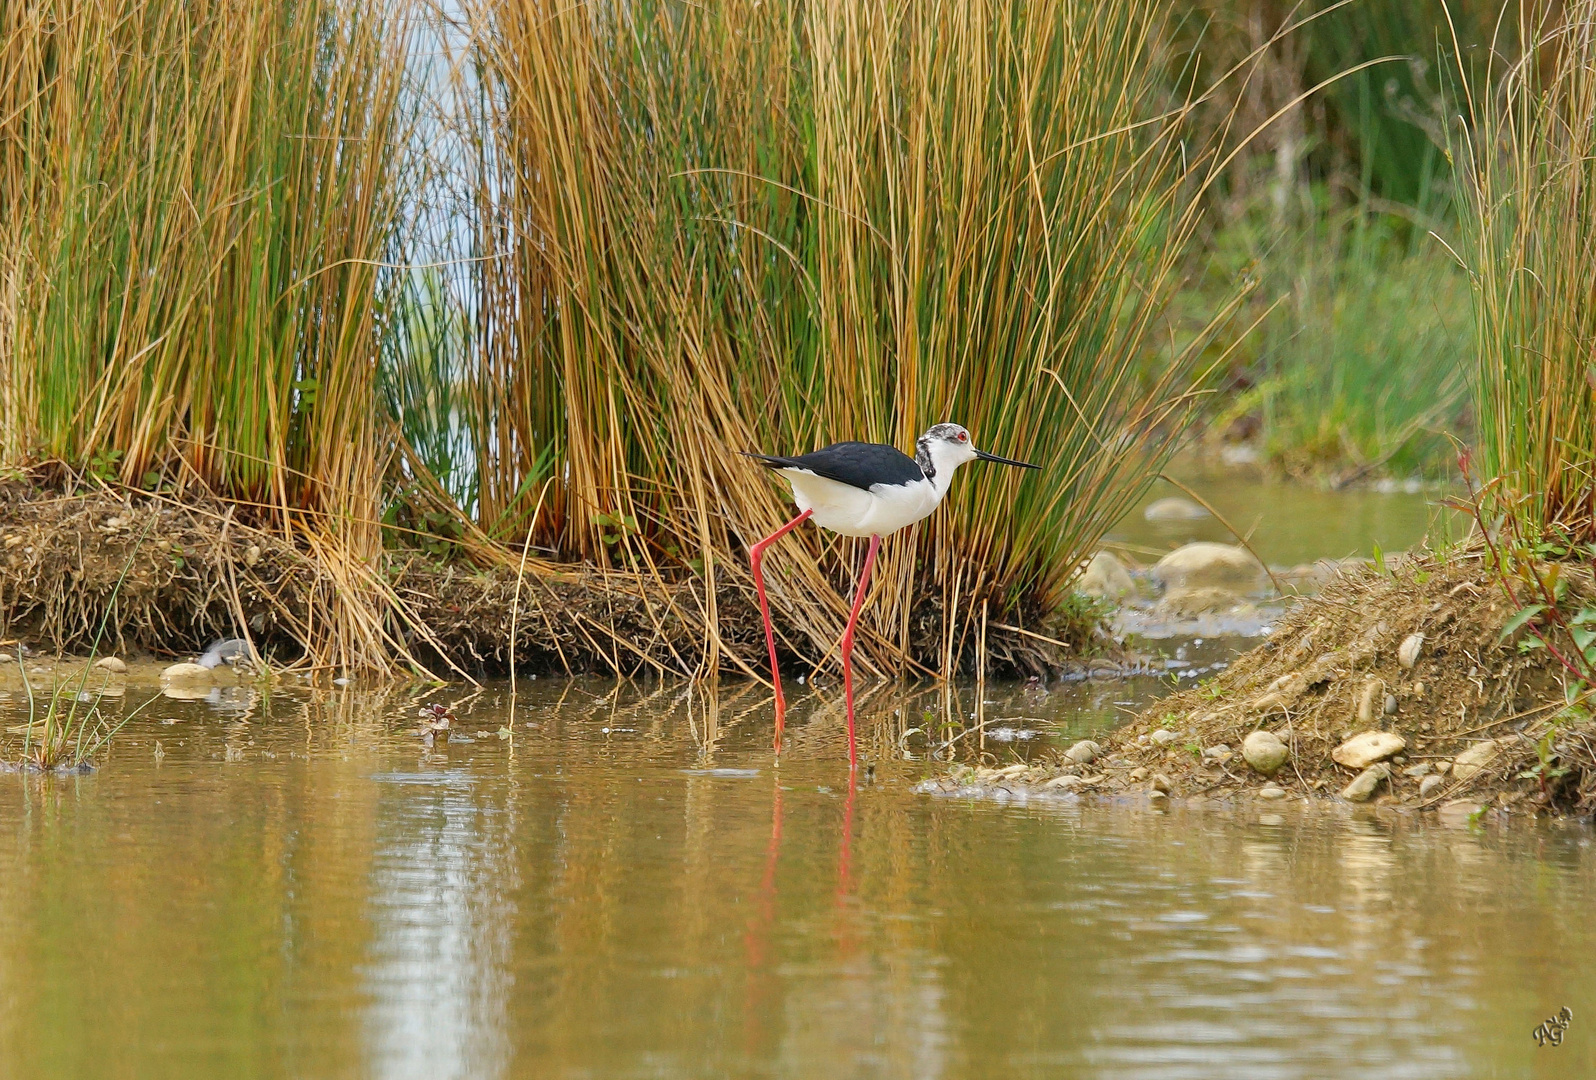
[744,441,923,491]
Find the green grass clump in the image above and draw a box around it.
[1191,196,1471,480]
[1460,0,1596,542]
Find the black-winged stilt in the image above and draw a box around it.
[746,422,1039,765]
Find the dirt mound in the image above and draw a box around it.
[0,482,1101,680]
[926,550,1596,817]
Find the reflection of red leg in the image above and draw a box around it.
[839,534,882,768]
[742,779,783,1051]
[750,508,812,750]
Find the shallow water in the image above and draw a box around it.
[2,679,1593,1079]
[1112,470,1455,566]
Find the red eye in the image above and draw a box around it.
[957,431,968,442]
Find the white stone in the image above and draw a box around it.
[1258,785,1287,800]
[1150,773,1173,794]
[1419,774,1444,799]
[1242,730,1289,776]
[1078,551,1135,600]
[1044,774,1085,792]
[1143,496,1210,521]
[1398,632,1425,669]
[161,662,212,685]
[93,656,128,674]
[1332,731,1407,769]
[1064,739,1100,765]
[1150,728,1180,746]
[1451,738,1507,782]
[1341,764,1389,802]
[1151,542,1267,596]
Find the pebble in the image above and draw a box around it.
[1331,731,1406,769]
[1419,774,1444,799]
[1150,773,1173,794]
[93,656,128,674]
[244,544,261,567]
[1398,632,1425,669]
[1064,739,1101,765]
[1150,728,1180,746]
[1143,496,1210,521]
[1202,743,1232,759]
[1356,679,1384,725]
[1341,764,1389,803]
[0,653,12,664]
[1451,738,1506,782]
[1078,551,1136,600]
[1043,774,1086,792]
[1129,766,1149,781]
[1383,694,1398,716]
[1242,729,1289,776]
[161,661,212,684]
[1151,542,1267,595]
[1258,785,1287,800]
[1401,763,1432,778]
[1148,789,1169,806]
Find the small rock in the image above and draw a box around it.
[1156,586,1247,616]
[995,763,1028,779]
[1419,774,1444,799]
[1202,743,1232,759]
[1341,764,1389,803]
[1064,739,1101,765]
[1258,785,1287,800]
[0,652,12,664]
[1451,738,1506,782]
[1401,763,1432,778]
[1251,692,1287,715]
[1242,730,1289,776]
[1148,789,1169,806]
[1435,761,1450,776]
[1129,766,1149,781]
[1078,551,1136,600]
[161,661,212,685]
[1398,632,1425,669]
[1413,681,1425,698]
[1151,542,1267,596]
[1383,694,1398,716]
[1044,774,1085,792]
[1143,496,1210,521]
[1150,728,1180,746]
[1332,731,1406,769]
[244,544,261,567]
[1150,773,1173,794]
[1356,679,1384,725]
[93,656,128,674]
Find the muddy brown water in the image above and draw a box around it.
[2,674,1594,1079]
[1,483,1589,1077]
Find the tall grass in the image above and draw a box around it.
[1461,0,1596,541]
[0,0,416,669]
[454,0,1252,678]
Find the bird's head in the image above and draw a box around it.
[917,423,1039,482]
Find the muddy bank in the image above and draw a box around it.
[0,483,1095,679]
[924,550,1596,818]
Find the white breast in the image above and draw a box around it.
[779,470,940,538]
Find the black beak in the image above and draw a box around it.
[974,448,1040,470]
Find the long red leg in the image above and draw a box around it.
[750,508,812,749]
[839,534,882,769]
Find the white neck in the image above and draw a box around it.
[917,437,972,501]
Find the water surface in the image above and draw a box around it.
[1,679,1591,1079]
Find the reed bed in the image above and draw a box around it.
[455,0,1250,680]
[0,0,423,672]
[1460,0,1596,542]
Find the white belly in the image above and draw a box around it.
[779,470,939,538]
